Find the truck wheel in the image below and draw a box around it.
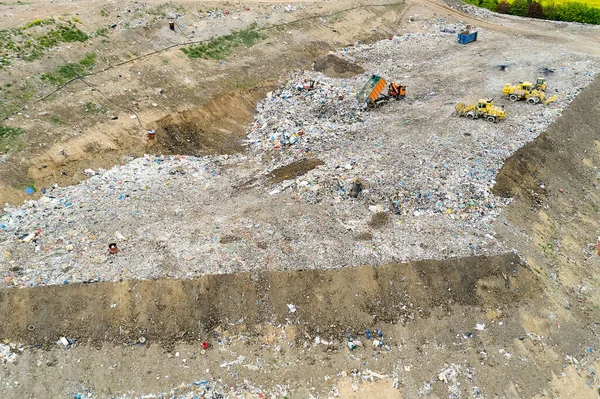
[486,116,496,123]
[509,94,518,102]
[466,113,475,119]
[527,97,538,104]
[367,99,375,108]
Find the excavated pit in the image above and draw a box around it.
[150,81,278,156]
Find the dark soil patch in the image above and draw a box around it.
[313,54,365,78]
[152,81,277,156]
[368,212,389,229]
[354,232,373,241]
[269,158,324,183]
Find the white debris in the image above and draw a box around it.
[0,343,17,363]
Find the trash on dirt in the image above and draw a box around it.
[0,343,18,363]
[24,187,34,195]
[475,323,486,331]
[287,304,297,313]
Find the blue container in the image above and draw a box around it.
[457,31,477,45]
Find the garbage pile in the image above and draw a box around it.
[246,71,365,154]
[1,20,599,289]
[0,343,18,364]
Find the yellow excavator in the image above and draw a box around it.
[502,78,558,105]
[455,98,506,123]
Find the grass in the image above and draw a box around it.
[182,23,264,60]
[49,116,65,126]
[93,27,108,37]
[0,125,23,152]
[0,18,90,68]
[83,102,108,114]
[40,52,96,85]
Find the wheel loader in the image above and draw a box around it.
[502,78,558,105]
[455,99,506,123]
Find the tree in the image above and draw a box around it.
[496,0,511,14]
[527,1,544,18]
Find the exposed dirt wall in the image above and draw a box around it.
[0,253,536,347]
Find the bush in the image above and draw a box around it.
[182,23,264,59]
[510,0,529,16]
[527,1,544,18]
[496,0,511,13]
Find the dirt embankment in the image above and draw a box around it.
[493,75,600,312]
[0,253,537,347]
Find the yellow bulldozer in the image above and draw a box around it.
[455,98,506,123]
[502,77,558,105]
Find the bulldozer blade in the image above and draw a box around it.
[544,95,558,105]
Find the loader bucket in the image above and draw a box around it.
[544,95,558,105]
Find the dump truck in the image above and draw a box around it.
[457,30,477,44]
[357,74,406,108]
[502,78,557,105]
[455,99,506,122]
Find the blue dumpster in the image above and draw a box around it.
[457,30,477,44]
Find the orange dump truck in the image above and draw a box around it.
[357,75,405,108]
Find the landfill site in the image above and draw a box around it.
[1,0,600,397]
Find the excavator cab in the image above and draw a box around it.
[477,99,492,111]
[535,77,547,91]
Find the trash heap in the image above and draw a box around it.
[246,71,365,154]
[1,20,599,289]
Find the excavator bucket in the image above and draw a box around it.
[544,95,558,105]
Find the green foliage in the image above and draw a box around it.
[510,0,530,16]
[0,125,23,151]
[83,102,108,114]
[94,27,109,37]
[477,0,600,24]
[78,52,96,67]
[49,116,65,126]
[22,48,43,62]
[40,53,96,85]
[182,23,264,59]
[0,18,89,65]
[481,0,499,9]
[58,25,89,42]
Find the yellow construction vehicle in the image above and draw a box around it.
[502,78,557,105]
[455,99,506,123]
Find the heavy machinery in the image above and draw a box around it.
[502,78,558,105]
[357,74,406,108]
[455,98,506,122]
